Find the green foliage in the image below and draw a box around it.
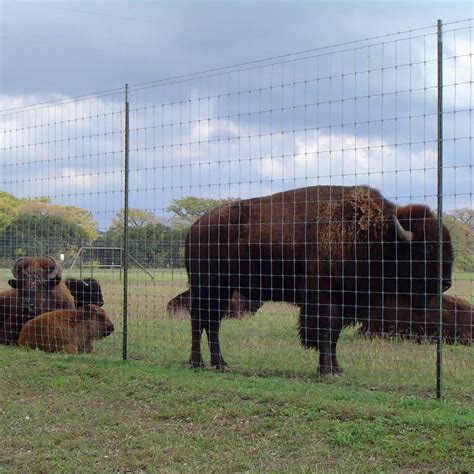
[20,201,98,240]
[0,191,24,231]
[443,213,474,271]
[109,208,163,233]
[95,221,187,268]
[0,212,91,260]
[167,196,236,227]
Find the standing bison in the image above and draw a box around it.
[185,185,453,375]
[0,256,76,344]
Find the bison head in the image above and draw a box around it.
[8,256,63,316]
[65,278,105,308]
[381,204,453,309]
[84,305,114,339]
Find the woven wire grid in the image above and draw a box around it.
[0,21,472,397]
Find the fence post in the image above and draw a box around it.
[436,20,444,400]
[122,84,130,361]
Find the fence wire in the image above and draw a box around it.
[0,20,472,398]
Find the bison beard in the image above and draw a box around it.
[185,185,453,376]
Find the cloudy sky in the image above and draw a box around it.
[1,1,473,229]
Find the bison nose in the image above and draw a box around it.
[442,279,452,292]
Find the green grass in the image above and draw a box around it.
[1,268,473,401]
[0,268,473,470]
[0,347,473,472]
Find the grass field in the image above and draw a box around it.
[0,267,473,471]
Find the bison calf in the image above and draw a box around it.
[357,294,473,345]
[18,304,114,354]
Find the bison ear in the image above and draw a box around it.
[8,279,18,289]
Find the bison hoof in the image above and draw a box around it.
[214,364,230,372]
[211,360,230,372]
[317,365,344,377]
[189,357,205,370]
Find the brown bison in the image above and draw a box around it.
[65,277,105,308]
[0,256,76,344]
[167,288,261,319]
[18,304,114,354]
[357,294,473,345]
[185,185,453,375]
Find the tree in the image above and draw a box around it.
[20,201,98,240]
[0,191,22,231]
[447,208,474,230]
[109,209,163,234]
[166,196,236,227]
[0,212,91,260]
[443,213,474,272]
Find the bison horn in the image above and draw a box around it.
[46,256,60,279]
[11,256,27,279]
[393,215,414,242]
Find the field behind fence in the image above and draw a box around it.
[0,20,473,399]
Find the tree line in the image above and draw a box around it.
[0,190,473,271]
[0,192,229,269]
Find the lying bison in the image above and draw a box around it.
[65,277,105,308]
[0,256,76,344]
[185,185,453,375]
[19,304,114,354]
[167,288,261,319]
[357,294,473,345]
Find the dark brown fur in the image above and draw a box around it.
[185,186,453,375]
[18,304,114,354]
[65,278,105,308]
[167,288,261,319]
[357,294,473,345]
[0,256,76,344]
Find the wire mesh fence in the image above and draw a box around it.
[0,20,472,398]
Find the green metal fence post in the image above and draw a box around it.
[122,84,130,361]
[436,20,444,400]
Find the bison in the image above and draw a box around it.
[357,294,473,345]
[65,277,105,308]
[167,288,261,319]
[185,185,453,375]
[0,256,76,344]
[18,304,114,354]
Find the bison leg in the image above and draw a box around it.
[189,316,205,369]
[189,285,231,371]
[306,294,343,375]
[301,297,343,376]
[206,318,229,372]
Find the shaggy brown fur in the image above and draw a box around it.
[185,185,453,375]
[167,288,261,319]
[357,294,473,345]
[0,256,76,344]
[18,304,114,354]
[65,278,105,308]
